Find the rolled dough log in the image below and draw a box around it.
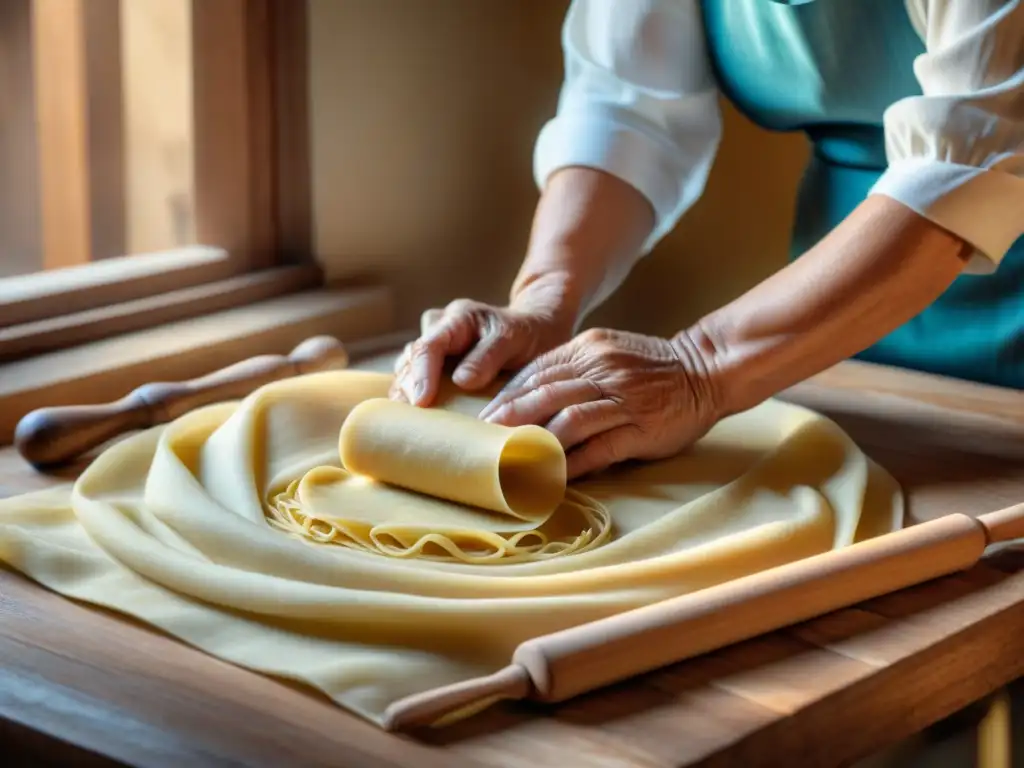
[340,398,567,519]
[0,368,902,727]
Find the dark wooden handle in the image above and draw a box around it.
[14,335,348,468]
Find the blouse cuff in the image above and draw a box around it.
[533,100,719,253]
[870,158,1024,274]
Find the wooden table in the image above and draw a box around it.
[1,359,1022,767]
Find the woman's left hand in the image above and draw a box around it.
[479,328,721,479]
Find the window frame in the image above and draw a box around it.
[0,0,400,447]
[1,0,319,338]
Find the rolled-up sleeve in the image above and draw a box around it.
[870,0,1024,273]
[534,0,723,253]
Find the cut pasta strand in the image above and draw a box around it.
[266,485,613,564]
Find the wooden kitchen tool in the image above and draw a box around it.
[383,501,1024,731]
[14,335,349,468]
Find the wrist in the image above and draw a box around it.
[508,268,586,334]
[668,199,973,423]
[669,320,736,424]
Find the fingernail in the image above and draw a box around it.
[413,382,427,404]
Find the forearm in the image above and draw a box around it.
[510,167,655,328]
[681,195,973,417]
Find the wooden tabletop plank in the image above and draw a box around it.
[672,562,1024,767]
[432,560,1024,768]
[432,693,676,768]
[789,359,1024,421]
[792,608,917,667]
[427,677,780,768]
[780,359,1024,466]
[689,638,876,716]
[0,572,460,768]
[770,574,1024,767]
[0,357,1022,766]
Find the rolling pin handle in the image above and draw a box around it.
[977,503,1024,544]
[13,335,348,468]
[14,400,151,469]
[288,335,348,373]
[382,663,532,732]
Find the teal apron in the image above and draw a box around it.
[701,0,1024,389]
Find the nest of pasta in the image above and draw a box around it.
[263,394,613,564]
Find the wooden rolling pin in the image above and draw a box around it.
[382,501,1024,731]
[14,335,348,468]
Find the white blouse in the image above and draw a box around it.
[533,0,1024,278]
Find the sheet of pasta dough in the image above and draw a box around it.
[0,369,902,725]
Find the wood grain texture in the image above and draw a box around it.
[192,0,275,269]
[0,263,322,361]
[0,357,1021,767]
[0,246,236,328]
[269,0,313,263]
[31,0,124,270]
[0,0,42,278]
[0,286,395,446]
[781,360,1024,465]
[31,0,90,269]
[81,0,125,263]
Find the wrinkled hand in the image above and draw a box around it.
[390,298,575,407]
[478,328,720,479]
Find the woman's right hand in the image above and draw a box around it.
[390,294,576,408]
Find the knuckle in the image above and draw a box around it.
[458,357,483,376]
[535,347,562,367]
[427,321,464,350]
[419,308,443,334]
[560,407,588,433]
[535,382,560,402]
[446,297,478,314]
[411,335,442,357]
[516,369,544,393]
[585,378,605,400]
[579,327,610,345]
[605,367,633,388]
[490,316,515,339]
[478,331,509,352]
[505,360,536,384]
[500,397,523,419]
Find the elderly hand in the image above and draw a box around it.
[390,291,576,407]
[478,328,721,479]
